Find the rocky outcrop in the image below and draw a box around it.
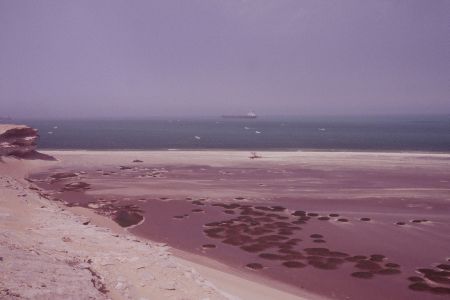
[0,124,54,160]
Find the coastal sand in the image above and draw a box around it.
[2,150,450,299]
[0,153,318,300]
[0,157,228,299]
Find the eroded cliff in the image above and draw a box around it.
[0,124,54,159]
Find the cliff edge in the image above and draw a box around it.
[0,124,54,160]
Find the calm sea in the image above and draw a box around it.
[18,115,450,152]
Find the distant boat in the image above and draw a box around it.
[222,111,257,119]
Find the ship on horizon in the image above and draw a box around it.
[221,111,257,119]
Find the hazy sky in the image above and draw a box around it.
[0,0,448,118]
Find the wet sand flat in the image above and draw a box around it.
[30,150,450,300]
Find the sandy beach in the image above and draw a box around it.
[1,149,447,299]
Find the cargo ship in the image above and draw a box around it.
[221,111,257,119]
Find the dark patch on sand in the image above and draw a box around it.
[50,172,78,180]
[355,260,382,271]
[292,210,306,216]
[385,263,400,268]
[192,200,205,206]
[282,261,306,268]
[246,263,263,270]
[310,234,323,239]
[62,182,91,191]
[437,264,450,271]
[313,239,326,243]
[370,254,385,262]
[113,210,144,228]
[346,255,368,262]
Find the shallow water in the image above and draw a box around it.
[30,159,450,300]
[19,115,450,152]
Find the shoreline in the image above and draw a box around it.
[1,153,318,300]
[0,157,229,299]
[39,148,450,155]
[4,149,450,299]
[67,204,321,300]
[54,167,322,300]
[171,248,325,300]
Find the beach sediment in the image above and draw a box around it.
[21,150,450,300]
[1,153,314,300]
[0,157,229,300]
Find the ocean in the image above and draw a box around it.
[18,115,450,152]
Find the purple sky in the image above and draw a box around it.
[0,0,448,118]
